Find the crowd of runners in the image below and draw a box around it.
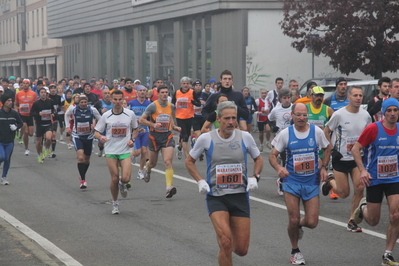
[1,72,399,266]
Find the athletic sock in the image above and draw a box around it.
[165,168,174,187]
[78,163,86,180]
[51,140,56,151]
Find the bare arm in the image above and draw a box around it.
[269,148,289,179]
[185,155,204,182]
[352,142,371,187]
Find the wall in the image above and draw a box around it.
[246,10,371,91]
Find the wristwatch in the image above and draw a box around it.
[253,174,260,182]
[321,165,328,170]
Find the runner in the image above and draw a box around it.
[65,95,101,189]
[269,103,331,265]
[322,85,372,232]
[305,86,338,200]
[139,86,181,198]
[128,85,151,179]
[15,78,37,155]
[268,88,292,196]
[0,94,23,185]
[30,87,56,163]
[352,98,399,266]
[94,90,138,214]
[186,100,262,266]
[48,84,62,158]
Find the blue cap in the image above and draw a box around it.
[382,98,399,114]
[208,78,216,83]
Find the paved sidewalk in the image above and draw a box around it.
[0,217,62,266]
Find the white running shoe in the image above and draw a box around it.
[137,170,144,180]
[1,177,9,185]
[60,135,64,141]
[112,202,120,215]
[98,149,103,157]
[290,252,305,265]
[24,149,30,156]
[68,143,73,150]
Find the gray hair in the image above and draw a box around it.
[180,76,191,84]
[278,88,291,101]
[217,101,237,116]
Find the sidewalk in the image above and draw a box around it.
[0,217,61,266]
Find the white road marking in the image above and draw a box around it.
[0,209,83,266]
[149,168,393,242]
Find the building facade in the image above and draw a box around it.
[0,0,62,81]
[2,0,373,90]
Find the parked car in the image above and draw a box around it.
[299,79,379,109]
[299,77,361,97]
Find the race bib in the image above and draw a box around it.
[194,105,203,116]
[111,124,128,138]
[215,163,243,189]
[293,153,315,175]
[156,114,170,132]
[20,103,30,114]
[308,119,324,129]
[77,122,90,134]
[346,136,358,155]
[41,109,52,121]
[377,155,398,178]
[176,98,188,109]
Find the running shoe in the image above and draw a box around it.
[266,142,272,149]
[126,182,131,190]
[259,144,264,152]
[119,182,128,198]
[166,186,177,198]
[19,139,23,144]
[353,197,367,224]
[24,149,30,156]
[329,188,339,200]
[43,150,50,159]
[1,177,9,185]
[80,180,87,189]
[98,149,103,157]
[112,203,120,215]
[143,168,151,183]
[276,178,283,196]
[298,226,304,240]
[37,156,44,164]
[382,253,399,266]
[137,170,144,180]
[176,145,182,160]
[49,152,56,158]
[290,252,305,265]
[68,143,73,150]
[60,135,64,141]
[321,177,333,196]
[347,219,362,232]
[131,156,137,164]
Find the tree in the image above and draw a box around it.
[280,0,399,79]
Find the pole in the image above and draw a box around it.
[312,52,314,78]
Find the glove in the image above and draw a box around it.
[246,177,258,192]
[197,180,210,194]
[9,124,17,131]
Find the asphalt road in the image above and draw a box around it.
[0,132,394,266]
